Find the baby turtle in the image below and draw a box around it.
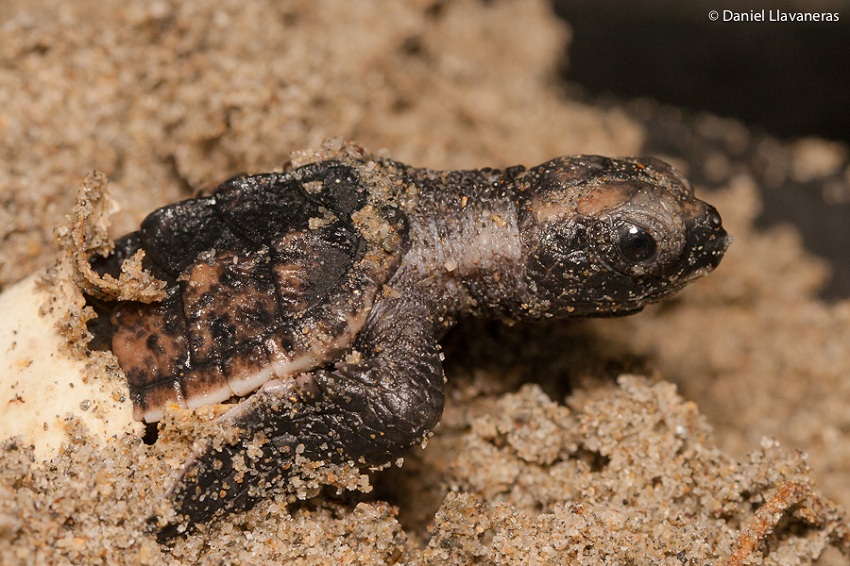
[89,152,730,537]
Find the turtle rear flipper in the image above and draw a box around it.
[154,294,444,540]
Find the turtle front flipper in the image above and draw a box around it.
[154,294,445,541]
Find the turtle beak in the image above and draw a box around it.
[714,231,733,265]
[687,203,731,272]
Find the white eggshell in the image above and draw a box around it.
[0,273,142,460]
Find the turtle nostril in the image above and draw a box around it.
[705,206,723,228]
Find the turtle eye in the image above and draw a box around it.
[616,222,657,263]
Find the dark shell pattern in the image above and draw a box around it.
[98,163,407,422]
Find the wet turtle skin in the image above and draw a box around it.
[90,154,730,539]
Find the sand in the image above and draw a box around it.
[1,1,849,564]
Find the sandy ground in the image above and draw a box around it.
[1,1,850,564]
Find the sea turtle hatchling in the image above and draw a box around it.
[88,150,731,537]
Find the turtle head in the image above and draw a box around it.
[515,155,731,318]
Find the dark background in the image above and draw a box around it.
[552,0,850,298]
